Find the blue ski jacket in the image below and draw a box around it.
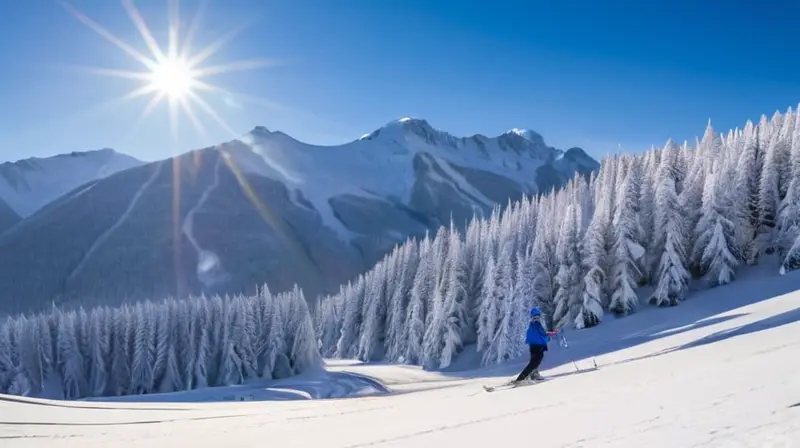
[525,320,550,347]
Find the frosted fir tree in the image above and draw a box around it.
[88,308,110,397]
[776,107,796,200]
[638,149,659,283]
[552,205,585,329]
[57,312,87,399]
[176,300,196,391]
[693,166,740,286]
[776,110,800,256]
[757,115,785,255]
[108,305,133,396]
[680,123,715,274]
[403,235,434,364]
[385,241,419,362]
[288,288,323,374]
[511,245,538,344]
[484,241,516,364]
[528,203,558,326]
[477,252,502,356]
[650,142,691,306]
[463,219,487,328]
[609,158,645,316]
[216,297,244,387]
[335,277,365,359]
[0,320,15,394]
[438,230,469,369]
[579,158,616,326]
[733,121,763,265]
[130,302,157,394]
[359,261,389,362]
[192,298,211,389]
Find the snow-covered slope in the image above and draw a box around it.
[0,148,143,217]
[0,120,596,314]
[2,265,798,446]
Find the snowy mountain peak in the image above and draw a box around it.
[251,125,273,137]
[0,148,143,217]
[506,128,541,141]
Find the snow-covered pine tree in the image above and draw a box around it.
[757,111,785,255]
[681,123,715,275]
[552,204,585,329]
[88,307,110,397]
[692,162,740,286]
[403,234,434,364]
[358,260,389,362]
[484,241,516,364]
[438,227,469,369]
[288,287,323,374]
[733,121,763,265]
[384,240,419,362]
[476,253,499,357]
[335,277,364,359]
[57,311,87,399]
[579,157,615,326]
[776,109,800,257]
[638,149,659,283]
[650,141,691,306]
[609,157,645,316]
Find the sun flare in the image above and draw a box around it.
[60,0,275,140]
[149,56,196,100]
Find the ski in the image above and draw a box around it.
[483,378,547,392]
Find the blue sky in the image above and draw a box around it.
[2,0,800,162]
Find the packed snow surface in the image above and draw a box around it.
[2,266,799,446]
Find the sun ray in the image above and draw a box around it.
[193,58,278,77]
[167,0,181,61]
[187,90,237,136]
[118,91,167,144]
[121,0,166,63]
[179,98,207,138]
[65,66,151,81]
[59,1,157,71]
[185,17,258,69]
[180,0,211,60]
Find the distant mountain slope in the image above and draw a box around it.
[0,119,598,315]
[0,148,143,217]
[0,196,19,234]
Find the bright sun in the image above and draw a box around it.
[60,0,274,138]
[149,57,196,100]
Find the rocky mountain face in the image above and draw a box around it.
[0,119,598,315]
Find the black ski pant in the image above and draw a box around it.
[515,344,546,382]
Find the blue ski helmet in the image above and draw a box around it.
[529,307,542,318]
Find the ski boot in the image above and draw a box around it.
[529,369,543,381]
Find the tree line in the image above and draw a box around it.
[0,286,320,399]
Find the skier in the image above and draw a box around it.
[513,307,558,384]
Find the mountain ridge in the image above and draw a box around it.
[0,148,143,218]
[0,120,598,315]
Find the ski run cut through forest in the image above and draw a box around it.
[1,104,800,445]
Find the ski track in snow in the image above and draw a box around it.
[4,269,799,446]
[67,162,163,281]
[181,158,225,287]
